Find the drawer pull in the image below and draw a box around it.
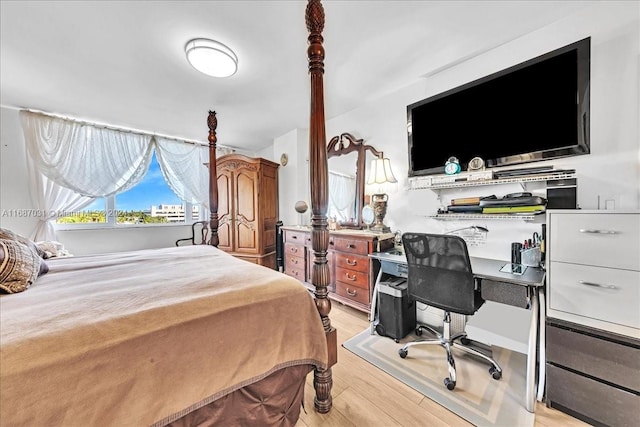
[579,229,619,234]
[578,280,618,290]
[345,272,357,281]
[347,244,356,249]
[292,259,298,265]
[346,288,357,296]
[345,258,357,266]
[292,235,298,239]
[290,247,298,253]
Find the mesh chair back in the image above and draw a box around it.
[402,232,483,315]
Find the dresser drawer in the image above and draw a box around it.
[335,281,370,305]
[549,213,640,270]
[331,237,369,255]
[547,321,640,391]
[546,364,640,427]
[335,266,369,289]
[284,242,305,258]
[285,230,308,245]
[335,253,369,273]
[285,265,305,282]
[549,262,640,329]
[285,253,305,271]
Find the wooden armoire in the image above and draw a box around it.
[216,154,279,268]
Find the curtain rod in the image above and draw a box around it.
[23,108,237,150]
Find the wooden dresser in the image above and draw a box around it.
[282,227,394,313]
[217,154,279,268]
[545,210,640,426]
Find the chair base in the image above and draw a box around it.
[398,312,502,390]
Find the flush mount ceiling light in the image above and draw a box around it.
[185,38,238,78]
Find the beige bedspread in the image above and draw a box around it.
[0,245,328,426]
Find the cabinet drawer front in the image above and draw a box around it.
[331,237,369,255]
[549,262,640,329]
[335,281,370,305]
[547,322,640,391]
[546,364,640,427]
[285,230,308,244]
[285,265,305,282]
[285,254,305,271]
[335,266,369,289]
[549,213,640,270]
[284,242,305,257]
[335,253,369,273]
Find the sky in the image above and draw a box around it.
[84,153,182,212]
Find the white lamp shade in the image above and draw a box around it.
[367,157,397,185]
[185,38,238,78]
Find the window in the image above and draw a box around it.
[57,153,203,226]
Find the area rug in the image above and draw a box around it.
[343,328,534,427]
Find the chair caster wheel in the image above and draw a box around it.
[460,337,471,345]
[490,367,502,380]
[444,378,456,390]
[415,327,423,336]
[398,348,408,359]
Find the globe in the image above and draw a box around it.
[294,200,308,213]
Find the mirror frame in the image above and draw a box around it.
[327,132,382,229]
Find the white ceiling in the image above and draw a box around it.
[1,1,592,152]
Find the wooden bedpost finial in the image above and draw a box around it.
[207,110,219,248]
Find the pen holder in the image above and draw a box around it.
[521,247,541,267]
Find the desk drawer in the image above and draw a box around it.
[335,281,369,305]
[549,213,640,270]
[546,364,640,427]
[332,237,369,255]
[547,321,640,391]
[549,262,640,330]
[335,266,369,289]
[335,253,369,273]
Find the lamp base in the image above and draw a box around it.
[369,223,391,234]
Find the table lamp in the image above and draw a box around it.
[367,157,397,233]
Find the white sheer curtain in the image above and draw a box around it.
[154,137,209,209]
[21,111,153,197]
[26,155,94,241]
[328,170,356,222]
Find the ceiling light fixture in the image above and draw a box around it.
[185,38,238,78]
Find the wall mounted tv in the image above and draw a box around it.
[407,37,590,177]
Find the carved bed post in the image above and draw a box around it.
[306,0,337,413]
[207,110,219,248]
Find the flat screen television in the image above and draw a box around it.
[407,37,590,177]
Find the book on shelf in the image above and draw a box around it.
[450,195,497,206]
[482,205,546,214]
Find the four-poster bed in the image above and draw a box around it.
[0,0,336,425]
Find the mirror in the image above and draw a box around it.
[327,133,382,229]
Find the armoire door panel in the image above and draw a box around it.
[236,222,258,253]
[236,171,258,223]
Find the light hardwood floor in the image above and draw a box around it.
[297,303,590,427]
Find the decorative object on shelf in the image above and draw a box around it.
[467,156,485,171]
[444,156,461,175]
[294,200,308,226]
[367,157,397,233]
[280,153,289,166]
[185,38,238,78]
[362,204,375,230]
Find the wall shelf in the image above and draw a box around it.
[409,171,576,190]
[429,213,542,221]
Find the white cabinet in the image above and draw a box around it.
[546,209,640,338]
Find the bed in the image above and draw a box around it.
[0,0,337,425]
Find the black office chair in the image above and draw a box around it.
[398,232,502,390]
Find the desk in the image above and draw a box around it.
[369,249,546,413]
